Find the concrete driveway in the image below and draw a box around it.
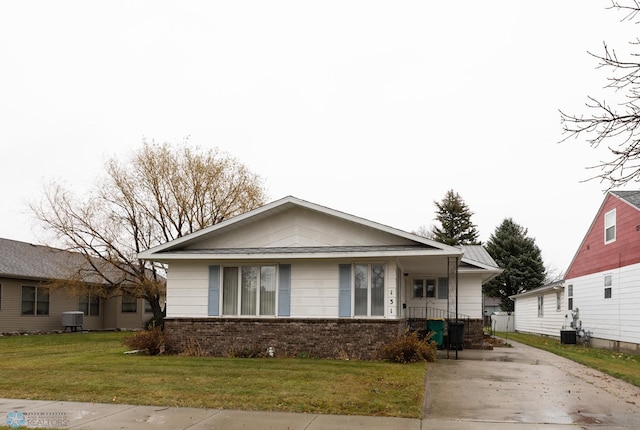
[424,340,640,429]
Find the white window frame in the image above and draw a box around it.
[222,264,277,317]
[412,277,440,299]
[567,284,573,311]
[353,263,385,317]
[537,295,544,317]
[604,274,612,299]
[605,209,616,244]
[556,291,561,311]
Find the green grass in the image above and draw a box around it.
[0,332,426,418]
[499,331,640,387]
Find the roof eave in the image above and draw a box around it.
[141,248,463,262]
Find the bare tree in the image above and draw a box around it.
[32,140,267,327]
[560,1,640,188]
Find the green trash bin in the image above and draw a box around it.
[426,319,445,349]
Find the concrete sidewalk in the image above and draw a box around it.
[2,340,640,429]
[0,398,420,430]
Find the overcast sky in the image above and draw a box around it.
[1,1,635,276]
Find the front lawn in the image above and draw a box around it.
[500,332,640,387]
[0,332,426,418]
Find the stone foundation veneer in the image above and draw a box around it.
[164,318,407,360]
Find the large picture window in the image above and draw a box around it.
[354,263,385,317]
[22,286,49,316]
[223,265,276,316]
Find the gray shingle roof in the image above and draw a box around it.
[0,238,85,280]
[0,238,132,285]
[611,190,640,209]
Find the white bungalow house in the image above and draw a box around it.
[509,280,567,338]
[139,196,501,358]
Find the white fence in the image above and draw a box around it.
[490,312,515,333]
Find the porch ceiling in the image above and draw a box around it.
[397,255,452,277]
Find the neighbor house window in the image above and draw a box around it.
[354,263,385,317]
[605,209,616,243]
[22,286,49,316]
[79,294,100,316]
[121,295,137,313]
[556,291,561,311]
[222,265,276,316]
[604,275,612,299]
[144,299,153,313]
[567,284,573,310]
[537,295,544,317]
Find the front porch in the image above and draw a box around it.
[407,307,486,350]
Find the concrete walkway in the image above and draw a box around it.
[2,340,640,429]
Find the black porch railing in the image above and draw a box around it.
[407,306,471,321]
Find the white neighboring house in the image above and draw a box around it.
[510,281,566,337]
[139,196,501,358]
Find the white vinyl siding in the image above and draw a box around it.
[405,274,482,319]
[165,260,400,319]
[513,290,565,337]
[566,264,640,346]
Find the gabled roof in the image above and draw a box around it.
[139,196,464,260]
[458,245,502,282]
[610,190,640,210]
[0,238,89,281]
[459,245,499,270]
[0,238,139,285]
[509,280,564,299]
[565,190,640,278]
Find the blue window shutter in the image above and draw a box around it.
[208,265,220,316]
[278,264,291,316]
[339,264,352,317]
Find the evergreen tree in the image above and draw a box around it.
[431,190,481,246]
[483,218,546,312]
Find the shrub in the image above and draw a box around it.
[226,345,266,358]
[123,327,165,355]
[178,336,207,357]
[378,330,437,363]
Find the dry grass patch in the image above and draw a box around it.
[0,332,426,418]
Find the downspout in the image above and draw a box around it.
[446,258,450,320]
[456,257,459,322]
[456,256,459,360]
